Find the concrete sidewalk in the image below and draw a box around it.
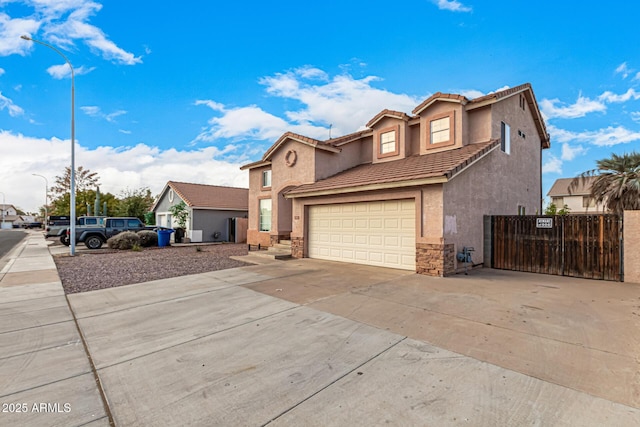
[0,231,109,426]
[1,231,639,426]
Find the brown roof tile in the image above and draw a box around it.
[547,176,596,197]
[412,92,469,115]
[366,109,413,128]
[167,181,248,210]
[286,140,499,196]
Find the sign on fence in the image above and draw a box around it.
[536,218,553,228]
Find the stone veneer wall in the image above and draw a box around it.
[624,211,640,284]
[291,237,304,258]
[416,243,455,277]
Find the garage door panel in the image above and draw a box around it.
[308,200,415,270]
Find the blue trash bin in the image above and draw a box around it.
[157,229,174,247]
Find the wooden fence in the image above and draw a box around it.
[488,215,623,281]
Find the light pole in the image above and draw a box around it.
[32,174,49,224]
[0,191,5,229]
[21,35,76,255]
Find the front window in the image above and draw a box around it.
[259,199,272,232]
[583,196,596,208]
[380,131,396,154]
[262,170,272,187]
[430,116,451,144]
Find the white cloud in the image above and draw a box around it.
[0,91,24,116]
[0,68,5,76]
[549,124,640,147]
[46,63,94,78]
[560,143,586,161]
[194,68,421,143]
[0,130,248,212]
[3,1,140,65]
[615,62,632,79]
[539,94,606,119]
[433,0,472,12]
[542,154,562,174]
[631,112,640,123]
[0,12,40,56]
[598,88,640,103]
[80,105,126,122]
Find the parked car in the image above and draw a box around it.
[64,217,147,249]
[45,215,71,237]
[58,216,106,245]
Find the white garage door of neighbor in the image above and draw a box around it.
[308,199,416,270]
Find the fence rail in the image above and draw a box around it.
[489,215,623,281]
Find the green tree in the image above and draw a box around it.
[169,201,189,229]
[115,188,156,221]
[50,190,118,216]
[49,166,102,215]
[571,151,640,214]
[544,203,571,216]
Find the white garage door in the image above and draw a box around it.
[308,199,415,270]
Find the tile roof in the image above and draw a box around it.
[547,176,597,197]
[366,109,414,128]
[286,140,499,197]
[167,181,248,210]
[412,93,469,115]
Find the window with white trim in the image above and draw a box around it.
[259,199,272,232]
[262,170,272,187]
[501,122,511,154]
[379,130,396,154]
[430,116,451,144]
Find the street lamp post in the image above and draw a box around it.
[21,35,76,255]
[0,191,5,229]
[32,174,49,224]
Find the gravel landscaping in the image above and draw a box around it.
[53,243,250,294]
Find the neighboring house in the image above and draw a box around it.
[547,177,608,213]
[152,181,248,243]
[0,204,20,229]
[241,83,550,276]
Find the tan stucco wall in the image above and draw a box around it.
[468,105,491,143]
[370,117,410,164]
[418,102,465,155]
[315,136,371,181]
[552,195,608,214]
[624,211,640,284]
[443,96,543,269]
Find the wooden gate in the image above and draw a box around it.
[488,215,623,281]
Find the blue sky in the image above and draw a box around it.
[1,0,639,212]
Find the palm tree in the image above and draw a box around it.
[571,151,640,214]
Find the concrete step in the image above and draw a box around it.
[250,249,292,260]
[271,243,292,250]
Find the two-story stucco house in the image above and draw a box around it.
[547,176,609,213]
[241,83,550,276]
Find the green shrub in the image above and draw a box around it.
[138,230,159,247]
[107,231,141,250]
[131,243,142,252]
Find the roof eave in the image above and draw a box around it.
[285,176,449,199]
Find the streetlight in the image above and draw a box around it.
[21,35,76,255]
[32,174,48,224]
[0,191,5,229]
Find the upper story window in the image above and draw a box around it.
[380,130,396,154]
[583,196,596,208]
[262,170,272,188]
[501,121,511,154]
[427,111,454,148]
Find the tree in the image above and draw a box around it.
[115,188,156,221]
[50,190,118,216]
[51,166,100,195]
[571,151,640,214]
[169,201,189,229]
[544,203,571,216]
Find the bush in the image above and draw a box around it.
[138,230,158,247]
[107,231,141,250]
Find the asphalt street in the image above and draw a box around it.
[0,229,27,259]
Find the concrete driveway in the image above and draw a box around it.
[64,258,640,426]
